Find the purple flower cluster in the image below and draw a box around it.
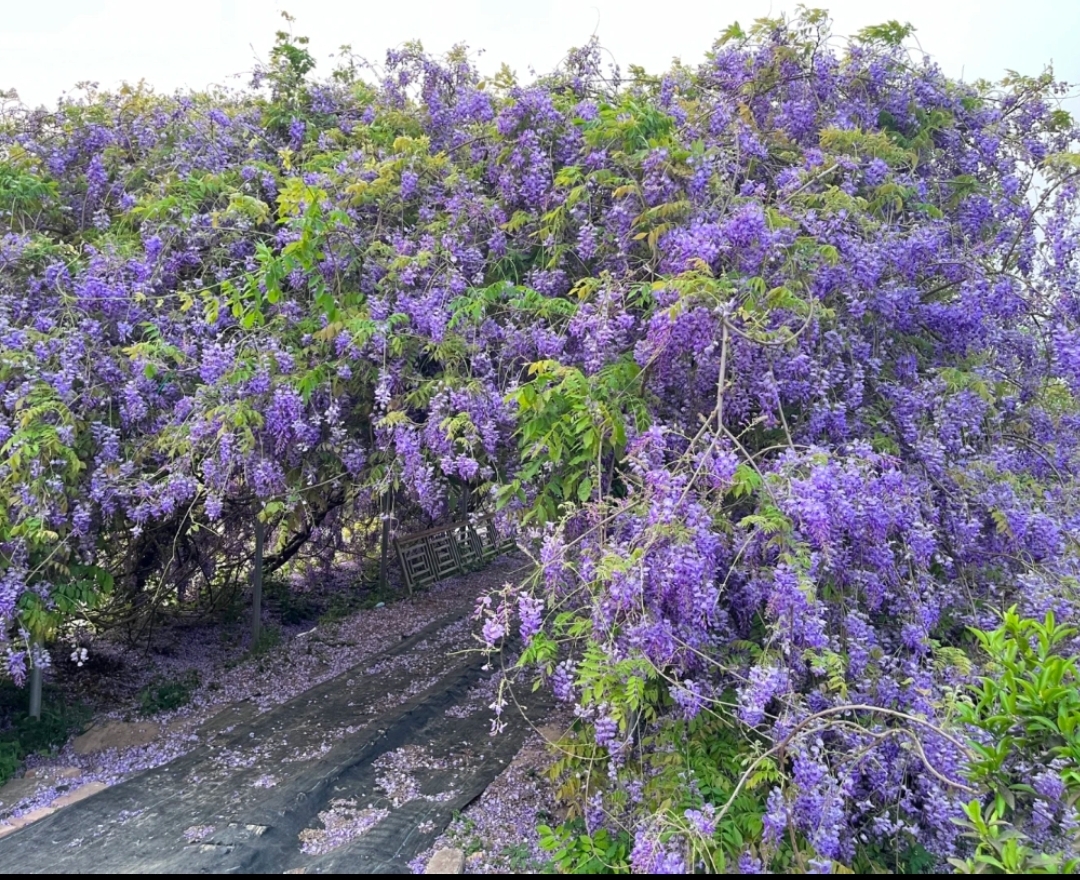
[0,10,1078,873]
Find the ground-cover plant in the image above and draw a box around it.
[0,6,1078,873]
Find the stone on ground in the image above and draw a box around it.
[425,847,465,873]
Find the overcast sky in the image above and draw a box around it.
[1,1,1077,109]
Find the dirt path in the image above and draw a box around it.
[0,559,548,874]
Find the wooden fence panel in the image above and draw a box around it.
[451,524,483,568]
[472,520,500,560]
[396,536,437,593]
[393,516,516,591]
[427,530,463,580]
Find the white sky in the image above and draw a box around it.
[1,1,1078,109]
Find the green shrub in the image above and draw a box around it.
[0,682,90,786]
[264,578,318,625]
[952,608,1080,874]
[0,742,19,787]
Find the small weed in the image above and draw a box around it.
[359,582,401,610]
[452,811,476,835]
[318,591,363,624]
[138,670,200,716]
[249,625,282,657]
[505,842,543,872]
[445,811,486,857]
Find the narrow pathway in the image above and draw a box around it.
[0,567,546,874]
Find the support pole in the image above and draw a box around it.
[28,648,42,720]
[378,489,392,591]
[252,515,264,644]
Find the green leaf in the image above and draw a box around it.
[577,478,593,502]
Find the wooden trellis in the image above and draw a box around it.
[394,516,516,593]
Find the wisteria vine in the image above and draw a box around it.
[1,9,1079,873]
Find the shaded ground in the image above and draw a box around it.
[0,555,552,874]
